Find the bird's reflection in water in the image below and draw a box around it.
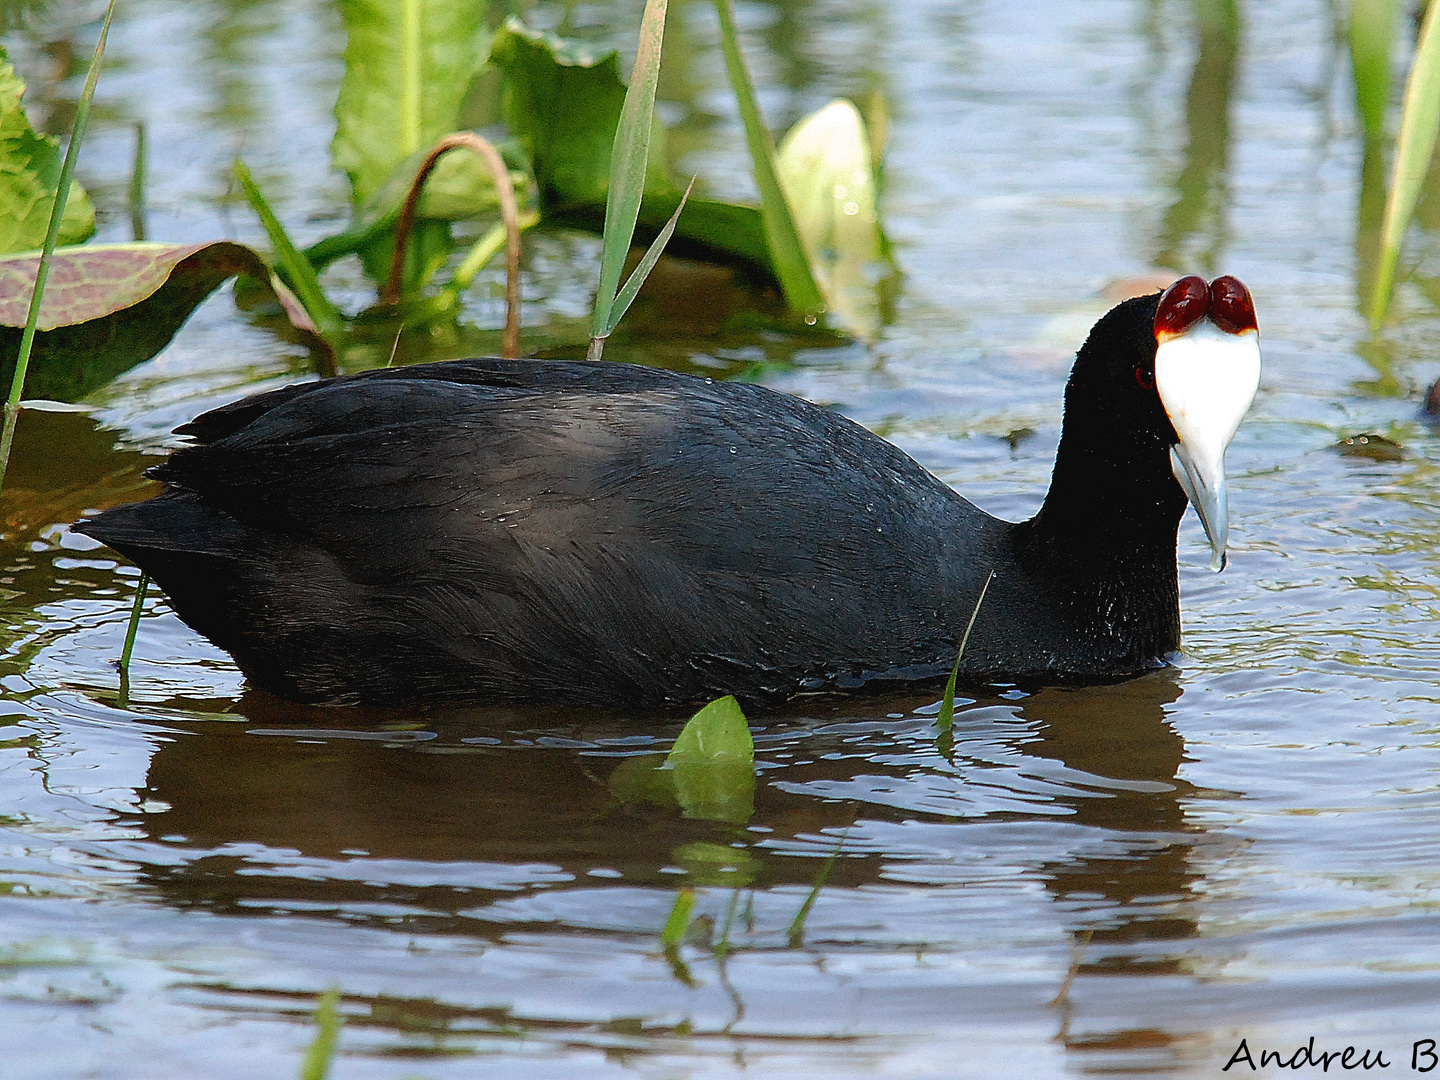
[129,671,1200,970]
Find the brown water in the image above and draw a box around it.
[4,1,1440,1076]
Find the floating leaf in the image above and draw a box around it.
[666,695,755,824]
[0,46,94,256]
[0,242,330,399]
[777,99,890,338]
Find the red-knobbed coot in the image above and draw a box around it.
[78,276,1260,707]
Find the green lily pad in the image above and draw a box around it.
[0,242,329,400]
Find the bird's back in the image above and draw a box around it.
[81,360,1003,705]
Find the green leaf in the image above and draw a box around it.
[776,99,891,339]
[489,21,773,276]
[0,242,330,399]
[592,0,669,342]
[0,46,94,256]
[234,159,344,340]
[937,571,994,738]
[712,0,826,319]
[332,0,490,209]
[602,176,692,339]
[491,19,634,211]
[299,987,343,1080]
[660,887,695,950]
[1349,0,1397,145]
[666,695,755,824]
[1370,0,1440,327]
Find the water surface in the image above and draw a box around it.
[3,1,1440,1076]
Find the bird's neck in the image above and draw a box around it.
[1014,426,1189,656]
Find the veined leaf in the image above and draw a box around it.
[332,0,490,208]
[1369,0,1440,327]
[0,46,94,255]
[666,695,755,824]
[0,242,330,399]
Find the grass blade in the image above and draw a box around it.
[0,0,115,497]
[712,0,826,320]
[590,0,669,349]
[787,826,848,949]
[1369,0,1440,328]
[128,122,147,241]
[116,572,148,708]
[1349,0,1397,145]
[603,176,695,337]
[234,159,345,342]
[660,887,696,949]
[299,987,343,1080]
[937,571,994,737]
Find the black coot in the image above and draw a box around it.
[77,275,1261,707]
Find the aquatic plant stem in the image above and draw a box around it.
[384,133,523,357]
[712,0,826,319]
[1369,0,1440,327]
[119,573,148,675]
[0,0,116,498]
[787,822,851,948]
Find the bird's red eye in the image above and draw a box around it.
[1135,366,1155,390]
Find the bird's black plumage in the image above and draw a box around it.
[78,291,1194,707]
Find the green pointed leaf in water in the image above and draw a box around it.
[712,0,826,320]
[591,0,669,346]
[777,99,891,339]
[1349,0,1397,145]
[0,242,330,400]
[937,571,994,737]
[1369,0,1440,327]
[331,0,489,209]
[666,695,755,824]
[660,887,696,950]
[0,46,94,255]
[299,987,343,1080]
